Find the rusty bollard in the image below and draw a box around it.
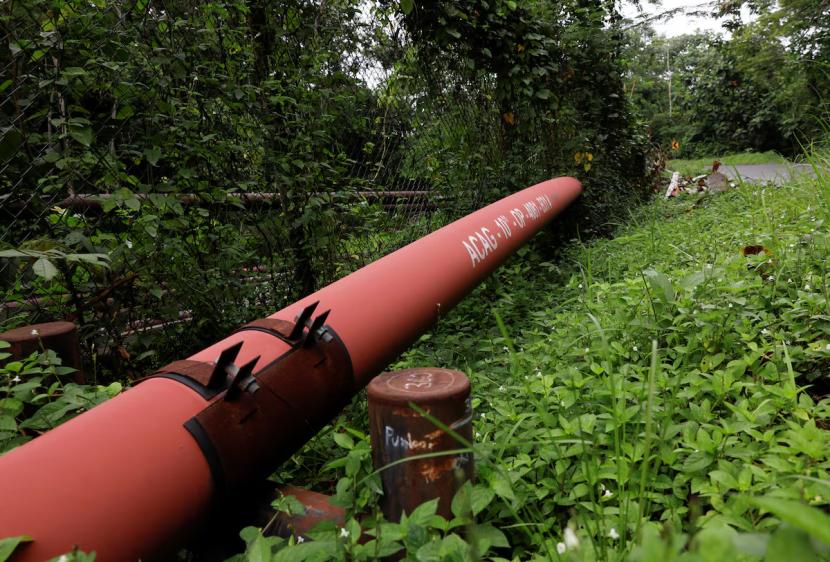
[368,368,474,522]
[0,321,85,383]
[269,485,346,539]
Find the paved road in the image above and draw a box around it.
[721,163,816,185]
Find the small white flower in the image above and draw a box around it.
[57,556,69,562]
[761,328,770,335]
[556,542,567,554]
[632,345,638,352]
[297,536,305,543]
[499,385,506,392]
[769,275,775,281]
[340,527,349,539]
[480,413,485,419]
[728,303,733,308]
[609,527,620,540]
[578,283,583,289]
[564,527,579,549]
[475,432,481,439]
[536,372,543,379]
[11,375,21,383]
[502,346,509,352]
[30,329,39,336]
[584,347,589,353]
[788,278,793,283]
[603,489,612,498]
[806,284,811,290]
[825,344,830,351]
[125,239,133,249]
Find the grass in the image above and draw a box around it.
[272,150,830,561]
[668,151,788,177]
[4,152,830,561]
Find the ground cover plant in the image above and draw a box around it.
[219,156,830,561]
[3,162,830,560]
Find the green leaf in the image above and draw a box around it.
[0,415,17,432]
[0,128,22,161]
[472,524,509,554]
[408,498,439,526]
[750,497,830,545]
[732,532,769,557]
[62,66,88,77]
[470,485,495,516]
[64,254,110,267]
[490,472,515,501]
[0,536,32,562]
[115,105,135,120]
[69,124,92,147]
[451,481,473,519]
[765,525,819,562]
[124,197,141,212]
[400,0,414,14]
[144,146,161,166]
[682,451,713,472]
[643,269,675,303]
[32,258,58,281]
[0,249,28,258]
[679,270,706,291]
[333,432,354,450]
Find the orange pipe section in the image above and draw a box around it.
[0,177,580,561]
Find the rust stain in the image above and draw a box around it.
[419,456,457,484]
[392,406,432,418]
[425,428,444,440]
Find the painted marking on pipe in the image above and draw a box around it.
[384,426,436,451]
[462,193,554,268]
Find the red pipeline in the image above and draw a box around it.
[0,177,581,561]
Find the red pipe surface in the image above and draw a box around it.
[0,177,581,561]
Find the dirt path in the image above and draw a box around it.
[722,163,815,185]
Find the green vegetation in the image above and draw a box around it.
[0,0,655,376]
[10,152,828,561]
[216,149,830,560]
[624,1,829,158]
[668,152,789,177]
[2,1,830,560]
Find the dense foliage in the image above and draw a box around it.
[624,2,829,157]
[231,152,830,560]
[0,0,654,378]
[5,152,830,561]
[7,1,830,561]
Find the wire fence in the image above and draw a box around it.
[0,0,518,379]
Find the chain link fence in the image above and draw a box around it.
[0,0,525,379]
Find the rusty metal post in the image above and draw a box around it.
[0,321,85,383]
[368,368,473,521]
[268,485,346,539]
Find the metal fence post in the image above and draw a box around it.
[0,321,85,383]
[367,368,474,522]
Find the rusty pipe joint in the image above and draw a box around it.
[147,302,354,491]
